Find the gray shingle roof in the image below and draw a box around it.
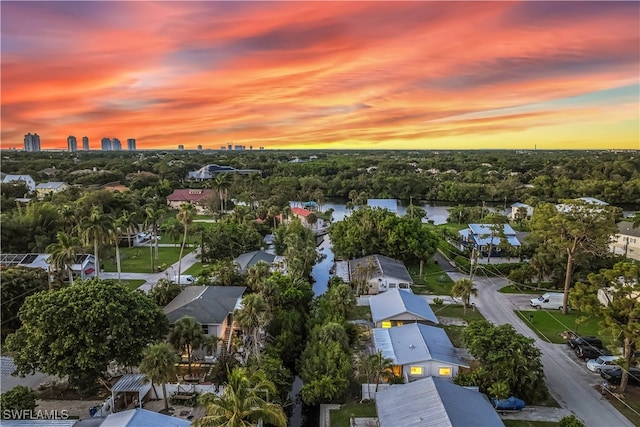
[233,251,275,274]
[164,286,245,325]
[376,377,504,427]
[373,323,468,367]
[349,255,412,284]
[369,289,438,325]
[617,221,640,238]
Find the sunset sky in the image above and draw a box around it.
[1,1,638,151]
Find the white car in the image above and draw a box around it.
[586,355,619,373]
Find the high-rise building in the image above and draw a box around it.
[24,133,41,152]
[197,145,203,151]
[82,136,90,151]
[127,138,136,151]
[67,135,77,152]
[227,143,232,151]
[112,138,122,151]
[178,145,184,151]
[101,137,112,151]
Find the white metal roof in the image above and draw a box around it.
[376,377,504,427]
[369,289,438,325]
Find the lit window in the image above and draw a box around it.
[381,321,392,329]
[410,366,423,376]
[438,367,452,377]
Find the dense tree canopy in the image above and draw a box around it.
[330,206,438,264]
[1,267,50,340]
[5,279,168,395]
[462,320,548,403]
[570,261,640,392]
[200,221,263,263]
[530,201,618,313]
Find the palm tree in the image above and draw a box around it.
[360,351,395,393]
[211,259,240,286]
[139,343,179,412]
[46,231,81,284]
[177,203,196,279]
[214,174,232,212]
[245,261,271,293]
[451,278,478,315]
[80,206,114,279]
[202,335,220,357]
[118,210,139,247]
[145,206,164,272]
[194,367,286,427]
[234,293,269,363]
[169,316,204,376]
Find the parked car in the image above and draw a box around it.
[587,355,620,373]
[600,367,640,386]
[575,346,612,362]
[568,336,603,349]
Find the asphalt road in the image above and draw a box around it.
[447,272,635,427]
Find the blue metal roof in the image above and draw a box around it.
[101,409,190,427]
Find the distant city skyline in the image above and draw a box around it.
[1,2,638,150]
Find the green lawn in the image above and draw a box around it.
[515,310,608,345]
[183,262,205,276]
[432,304,486,347]
[121,279,146,291]
[330,402,377,427]
[608,393,640,426]
[103,246,194,273]
[409,262,454,295]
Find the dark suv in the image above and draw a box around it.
[575,345,611,361]
[568,336,603,350]
[600,367,640,386]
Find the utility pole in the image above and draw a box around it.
[469,247,479,281]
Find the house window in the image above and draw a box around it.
[438,367,452,377]
[410,366,423,376]
[201,325,209,335]
[381,321,392,329]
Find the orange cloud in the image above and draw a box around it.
[1,1,638,150]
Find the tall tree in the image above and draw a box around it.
[214,174,232,212]
[46,231,81,284]
[148,278,182,306]
[283,219,318,280]
[234,293,270,363]
[0,267,49,340]
[144,206,164,271]
[530,201,617,314]
[169,316,204,376]
[5,279,168,396]
[80,206,114,279]
[570,261,640,392]
[176,203,196,279]
[118,210,139,247]
[195,367,286,427]
[451,278,478,315]
[139,343,179,412]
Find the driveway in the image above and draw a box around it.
[448,272,634,427]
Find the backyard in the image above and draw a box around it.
[408,261,454,295]
[103,246,195,273]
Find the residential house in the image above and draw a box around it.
[0,253,96,281]
[370,288,438,328]
[164,286,246,339]
[508,202,533,220]
[291,207,329,232]
[610,221,640,261]
[166,189,214,213]
[187,164,260,180]
[1,174,36,192]
[233,250,286,274]
[102,181,130,192]
[35,181,69,199]
[372,323,469,382]
[337,254,413,294]
[367,199,398,214]
[99,408,191,427]
[555,197,609,213]
[376,377,504,427]
[458,224,521,257]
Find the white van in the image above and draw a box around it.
[530,292,565,310]
[173,275,196,286]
